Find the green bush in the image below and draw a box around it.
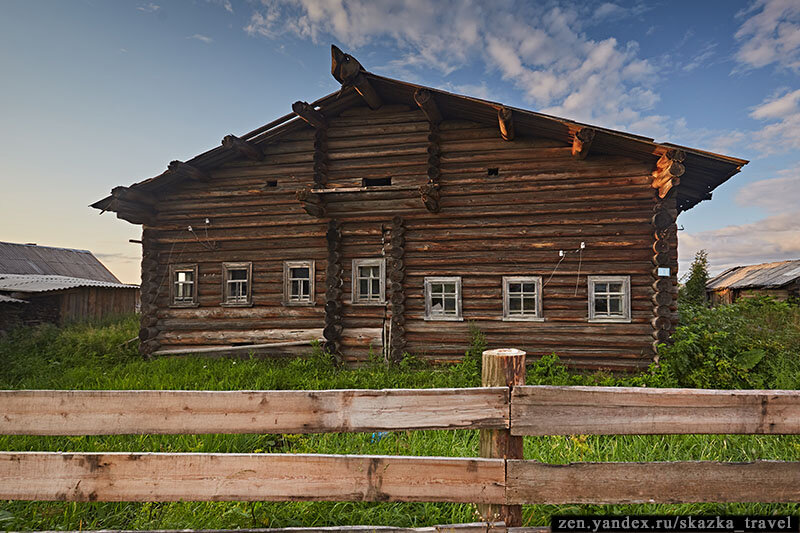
[656,297,800,389]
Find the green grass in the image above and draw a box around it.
[1,314,799,530]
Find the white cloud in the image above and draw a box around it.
[188,34,214,44]
[734,0,800,72]
[681,211,800,274]
[137,3,160,13]
[736,169,800,212]
[245,1,665,132]
[749,89,800,154]
[682,42,717,72]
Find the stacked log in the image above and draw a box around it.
[314,125,329,187]
[323,219,343,363]
[388,216,407,363]
[138,229,160,357]
[650,197,678,352]
[420,123,441,212]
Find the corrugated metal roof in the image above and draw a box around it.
[707,259,800,290]
[0,294,27,304]
[0,274,138,294]
[0,242,121,283]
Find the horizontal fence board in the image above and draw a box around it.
[28,524,543,533]
[0,452,505,503]
[511,385,800,435]
[0,388,508,435]
[507,460,800,504]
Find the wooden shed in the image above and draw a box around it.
[92,47,747,370]
[707,260,800,305]
[0,242,139,332]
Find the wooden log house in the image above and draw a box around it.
[92,47,747,370]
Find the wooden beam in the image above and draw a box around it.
[414,89,442,125]
[292,101,327,129]
[111,186,156,208]
[507,460,800,504]
[296,188,326,217]
[510,385,800,436]
[497,107,514,141]
[571,128,595,159]
[351,73,383,110]
[221,134,264,161]
[0,388,507,435]
[0,452,506,503]
[168,160,210,182]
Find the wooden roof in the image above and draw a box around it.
[707,260,800,290]
[92,47,747,217]
[0,241,122,284]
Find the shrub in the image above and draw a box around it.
[657,297,800,389]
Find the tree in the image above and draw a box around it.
[680,249,709,306]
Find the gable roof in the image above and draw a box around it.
[0,273,137,294]
[0,242,122,284]
[92,47,747,217]
[707,259,800,291]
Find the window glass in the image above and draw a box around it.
[589,276,630,321]
[427,279,461,319]
[503,276,542,320]
[352,259,384,304]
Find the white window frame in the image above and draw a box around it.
[502,276,544,321]
[351,258,386,305]
[588,275,631,323]
[283,260,315,306]
[221,262,253,307]
[424,276,463,321]
[170,264,199,308]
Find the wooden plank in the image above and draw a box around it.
[0,452,505,503]
[506,460,800,504]
[42,523,514,533]
[511,385,800,436]
[0,387,509,436]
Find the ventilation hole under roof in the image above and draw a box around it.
[487,168,499,176]
[363,177,392,187]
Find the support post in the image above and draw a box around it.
[479,348,525,527]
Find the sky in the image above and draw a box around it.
[1,0,799,284]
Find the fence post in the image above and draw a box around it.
[478,348,526,527]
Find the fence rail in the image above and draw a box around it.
[0,387,508,435]
[4,349,800,528]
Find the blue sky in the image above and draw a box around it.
[1,0,798,283]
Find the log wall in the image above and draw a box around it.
[143,105,674,369]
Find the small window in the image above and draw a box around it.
[352,258,385,304]
[170,264,198,307]
[424,277,462,321]
[487,168,499,176]
[265,180,278,188]
[363,177,392,187]
[588,275,631,322]
[222,262,252,306]
[503,276,543,321]
[284,260,315,306]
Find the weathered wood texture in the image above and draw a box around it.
[27,522,526,533]
[57,287,138,324]
[0,452,505,503]
[506,460,800,504]
[511,385,800,436]
[479,349,526,527]
[0,387,508,435]
[142,105,673,369]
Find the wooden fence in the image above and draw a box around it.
[2,349,800,529]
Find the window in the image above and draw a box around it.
[284,260,315,305]
[222,262,252,306]
[352,258,385,304]
[503,276,543,321]
[170,264,198,307]
[424,277,462,321]
[588,275,631,322]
